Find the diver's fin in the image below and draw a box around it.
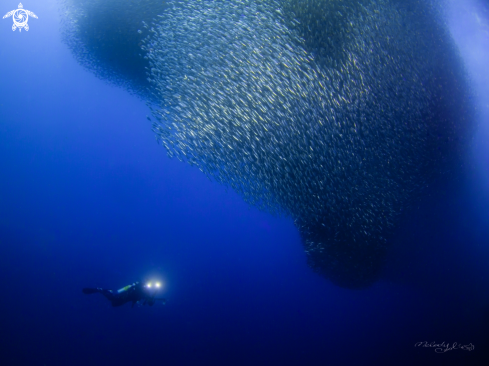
[82,288,100,295]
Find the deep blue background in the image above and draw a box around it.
[1,1,489,365]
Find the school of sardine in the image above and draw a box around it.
[60,0,473,287]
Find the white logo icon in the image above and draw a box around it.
[3,3,37,32]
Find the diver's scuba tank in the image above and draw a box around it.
[116,282,139,294]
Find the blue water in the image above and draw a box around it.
[1,1,489,365]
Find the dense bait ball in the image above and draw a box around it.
[60,0,167,99]
[61,0,473,288]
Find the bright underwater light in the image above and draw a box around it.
[146,281,163,289]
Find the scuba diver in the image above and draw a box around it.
[82,281,166,308]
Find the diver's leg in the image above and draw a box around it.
[82,287,116,300]
[99,289,116,301]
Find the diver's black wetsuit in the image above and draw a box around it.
[83,282,161,307]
